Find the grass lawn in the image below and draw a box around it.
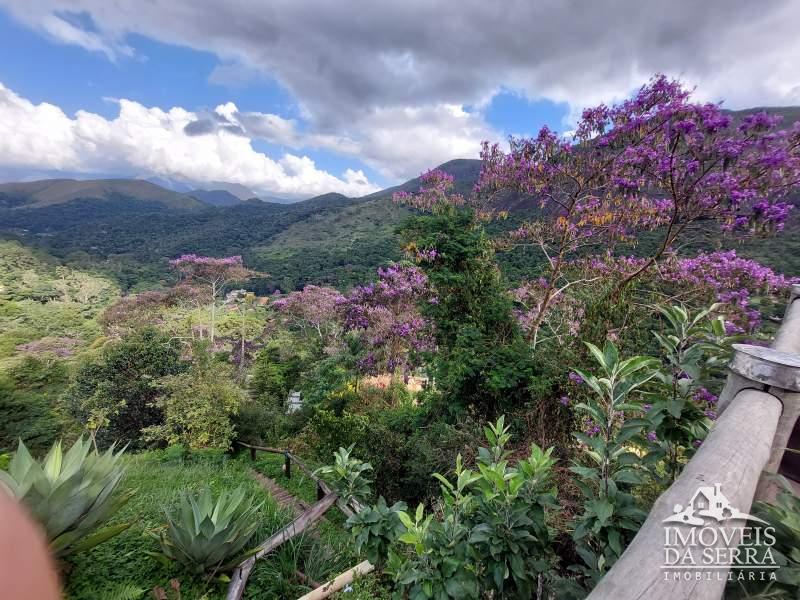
[63,449,358,600]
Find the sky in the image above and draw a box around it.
[0,1,799,200]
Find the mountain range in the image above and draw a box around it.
[1,105,799,292]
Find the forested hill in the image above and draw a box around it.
[1,105,800,292]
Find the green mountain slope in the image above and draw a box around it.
[1,105,799,292]
[0,178,205,210]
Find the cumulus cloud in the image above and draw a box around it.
[1,0,799,180]
[0,82,379,199]
[183,102,494,179]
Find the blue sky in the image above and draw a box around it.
[0,7,572,197]
[0,1,797,198]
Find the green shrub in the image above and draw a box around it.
[144,369,245,450]
[154,486,263,575]
[0,356,66,453]
[347,416,559,599]
[315,445,373,508]
[232,398,302,447]
[569,342,657,584]
[308,408,369,460]
[0,437,133,557]
[733,477,800,598]
[60,328,185,448]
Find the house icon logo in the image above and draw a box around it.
[662,483,767,526]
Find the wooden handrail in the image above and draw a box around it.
[586,388,782,599]
[588,284,800,599]
[226,492,339,600]
[237,442,361,517]
[235,441,284,454]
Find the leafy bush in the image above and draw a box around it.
[0,356,67,453]
[154,486,263,575]
[60,328,185,448]
[744,477,800,597]
[644,304,731,482]
[315,445,373,508]
[347,496,408,566]
[0,437,133,557]
[348,416,559,599]
[143,358,246,450]
[568,342,657,585]
[307,408,370,460]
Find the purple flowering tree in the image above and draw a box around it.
[169,254,260,343]
[341,264,434,380]
[578,250,799,333]
[271,285,346,351]
[475,75,800,341]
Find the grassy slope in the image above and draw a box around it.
[64,450,358,600]
[0,240,118,368]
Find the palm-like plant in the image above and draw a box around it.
[0,437,133,558]
[155,486,263,574]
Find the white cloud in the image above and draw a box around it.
[0,82,379,198]
[193,102,497,180]
[2,0,800,181]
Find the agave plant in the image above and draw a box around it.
[0,437,133,558]
[155,486,263,574]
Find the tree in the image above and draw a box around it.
[476,75,800,340]
[341,264,434,380]
[143,343,245,450]
[61,328,185,448]
[271,285,346,350]
[346,417,559,599]
[169,254,260,343]
[396,196,537,417]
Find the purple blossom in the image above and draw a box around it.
[341,264,434,375]
[694,387,718,405]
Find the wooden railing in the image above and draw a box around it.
[587,284,800,599]
[225,442,367,600]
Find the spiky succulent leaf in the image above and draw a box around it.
[1,437,132,557]
[157,486,263,574]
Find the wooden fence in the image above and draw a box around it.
[225,442,366,600]
[588,284,800,599]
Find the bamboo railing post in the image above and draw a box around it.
[586,388,783,599]
[725,345,800,501]
[587,288,800,599]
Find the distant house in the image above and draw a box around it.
[362,374,429,392]
[287,391,303,413]
[224,289,248,304]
